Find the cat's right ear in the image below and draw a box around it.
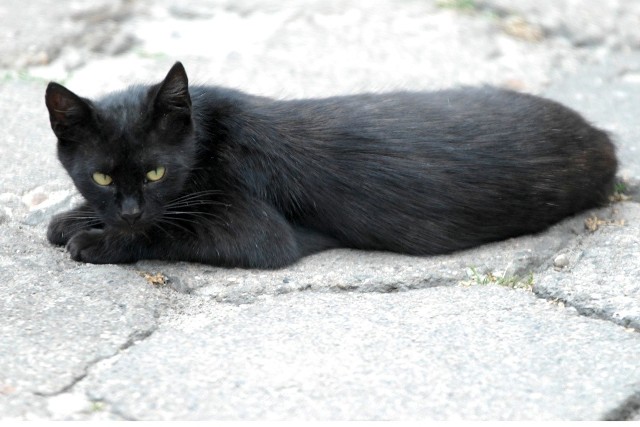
[45,83,93,137]
[153,62,192,115]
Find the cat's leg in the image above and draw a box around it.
[66,229,140,264]
[47,202,103,246]
[65,197,329,268]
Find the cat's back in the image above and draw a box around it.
[258,87,617,254]
[274,87,591,141]
[269,87,615,187]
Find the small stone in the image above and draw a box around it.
[553,254,570,269]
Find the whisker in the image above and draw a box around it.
[66,217,102,225]
[167,190,223,204]
[164,209,224,217]
[164,211,226,224]
[162,214,223,234]
[152,223,168,237]
[165,201,230,210]
[60,216,101,221]
[162,216,208,226]
[62,220,104,236]
[155,218,198,237]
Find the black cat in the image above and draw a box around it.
[44,62,617,269]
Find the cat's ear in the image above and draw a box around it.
[153,62,192,114]
[45,82,93,137]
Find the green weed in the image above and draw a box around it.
[461,267,534,290]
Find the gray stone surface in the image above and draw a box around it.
[535,202,640,330]
[73,288,640,420]
[1,0,639,421]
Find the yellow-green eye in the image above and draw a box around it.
[146,166,166,182]
[92,172,113,186]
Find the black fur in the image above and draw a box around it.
[44,62,617,269]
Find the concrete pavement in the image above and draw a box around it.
[1,0,639,420]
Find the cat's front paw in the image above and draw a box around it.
[47,214,77,246]
[47,206,101,246]
[67,229,139,264]
[66,229,106,263]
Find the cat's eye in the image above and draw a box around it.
[92,172,113,186]
[146,166,166,182]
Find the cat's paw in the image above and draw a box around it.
[47,214,78,246]
[47,208,101,246]
[66,229,106,263]
[66,229,138,264]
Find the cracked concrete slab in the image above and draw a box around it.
[0,224,175,410]
[1,0,640,421]
[69,287,640,420]
[535,202,640,330]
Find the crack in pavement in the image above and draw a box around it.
[33,328,157,399]
[603,391,640,421]
[532,288,640,333]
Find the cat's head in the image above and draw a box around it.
[45,62,197,232]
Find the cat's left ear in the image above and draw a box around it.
[153,61,192,114]
[45,82,94,137]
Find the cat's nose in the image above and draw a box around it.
[121,210,142,225]
[120,198,142,225]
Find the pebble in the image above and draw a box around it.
[553,254,570,268]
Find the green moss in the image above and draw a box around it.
[461,267,534,290]
[615,181,627,195]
